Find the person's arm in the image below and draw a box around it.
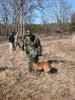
[9,35,11,42]
[22,38,30,54]
[36,38,42,56]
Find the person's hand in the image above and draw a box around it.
[29,55,37,61]
[27,54,33,60]
[26,50,29,54]
[39,54,42,56]
[22,46,24,51]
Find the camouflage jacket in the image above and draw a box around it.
[22,35,42,57]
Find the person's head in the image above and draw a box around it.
[26,30,31,37]
[10,32,12,35]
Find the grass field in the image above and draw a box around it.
[0,35,75,100]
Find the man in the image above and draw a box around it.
[22,30,42,72]
[9,32,15,52]
[14,32,19,48]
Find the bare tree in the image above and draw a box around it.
[9,0,45,34]
[70,12,75,32]
[0,0,46,35]
[41,14,49,34]
[44,0,73,32]
[19,0,45,35]
[0,0,11,35]
[71,12,75,24]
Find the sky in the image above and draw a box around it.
[69,0,75,11]
[35,0,75,24]
[0,0,75,24]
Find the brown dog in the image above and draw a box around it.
[33,62,52,75]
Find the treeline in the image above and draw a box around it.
[0,22,75,36]
[0,0,74,37]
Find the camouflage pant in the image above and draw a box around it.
[28,56,38,72]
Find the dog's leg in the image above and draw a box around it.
[33,66,38,76]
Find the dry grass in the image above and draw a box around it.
[0,35,75,100]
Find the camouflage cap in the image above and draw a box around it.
[26,30,31,36]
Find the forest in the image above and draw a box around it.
[0,0,75,37]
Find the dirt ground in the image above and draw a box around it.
[0,35,75,100]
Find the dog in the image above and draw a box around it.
[32,62,52,75]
